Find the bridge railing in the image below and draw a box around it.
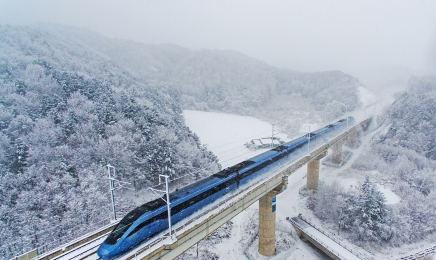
[396,245,436,260]
[292,215,372,260]
[0,218,114,259]
[288,217,349,260]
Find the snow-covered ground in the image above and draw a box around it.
[183,109,422,260]
[358,86,377,106]
[183,110,358,259]
[183,110,292,168]
[377,184,401,205]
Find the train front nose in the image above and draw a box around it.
[97,243,118,259]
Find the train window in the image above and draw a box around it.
[214,161,254,178]
[127,211,167,238]
[272,145,287,152]
[147,199,166,209]
[104,222,131,245]
[120,205,149,225]
[127,217,155,237]
[160,194,178,202]
[173,176,216,196]
[171,178,237,215]
[118,199,166,229]
[214,168,233,178]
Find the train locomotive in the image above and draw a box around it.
[97,117,353,259]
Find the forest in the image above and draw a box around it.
[41,24,362,136]
[308,75,436,251]
[0,25,220,258]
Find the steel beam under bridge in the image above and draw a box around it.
[125,118,372,260]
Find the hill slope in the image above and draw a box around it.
[0,25,220,258]
[322,75,436,252]
[42,25,363,135]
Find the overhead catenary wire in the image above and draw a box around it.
[219,150,262,165]
[212,145,249,157]
[141,168,210,193]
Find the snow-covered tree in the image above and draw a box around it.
[353,177,390,241]
[0,25,221,259]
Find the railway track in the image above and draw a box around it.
[49,235,106,260]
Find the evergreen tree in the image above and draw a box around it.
[339,177,391,242]
[355,176,388,241]
[8,138,29,174]
[339,196,357,230]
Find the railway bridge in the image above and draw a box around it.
[15,118,372,260]
[288,215,370,260]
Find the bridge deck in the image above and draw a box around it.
[289,217,363,260]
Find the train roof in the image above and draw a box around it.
[171,175,219,198]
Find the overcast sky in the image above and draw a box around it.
[1,0,436,78]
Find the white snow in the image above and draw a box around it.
[181,109,424,260]
[55,235,106,260]
[377,185,401,205]
[183,110,345,259]
[183,110,290,168]
[358,86,377,106]
[303,226,360,260]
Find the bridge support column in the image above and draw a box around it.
[306,159,320,190]
[348,130,358,144]
[331,142,342,164]
[258,177,288,256]
[258,190,277,256]
[306,150,327,190]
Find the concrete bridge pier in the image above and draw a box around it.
[348,129,358,144]
[258,177,288,256]
[258,190,277,256]
[307,159,320,190]
[306,151,328,190]
[331,142,343,164]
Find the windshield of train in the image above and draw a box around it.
[103,203,154,245]
[104,222,130,245]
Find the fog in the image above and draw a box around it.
[1,0,436,89]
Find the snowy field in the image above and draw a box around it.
[183,110,293,168]
[183,109,421,260]
[184,110,324,259]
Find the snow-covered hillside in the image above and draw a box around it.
[183,110,326,259]
[182,110,364,259]
[0,25,220,259]
[183,108,435,260]
[40,25,363,137]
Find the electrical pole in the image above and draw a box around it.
[107,164,134,222]
[346,105,349,129]
[150,175,174,240]
[271,124,275,148]
[307,126,311,154]
[108,164,116,221]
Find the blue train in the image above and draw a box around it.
[97,117,353,259]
